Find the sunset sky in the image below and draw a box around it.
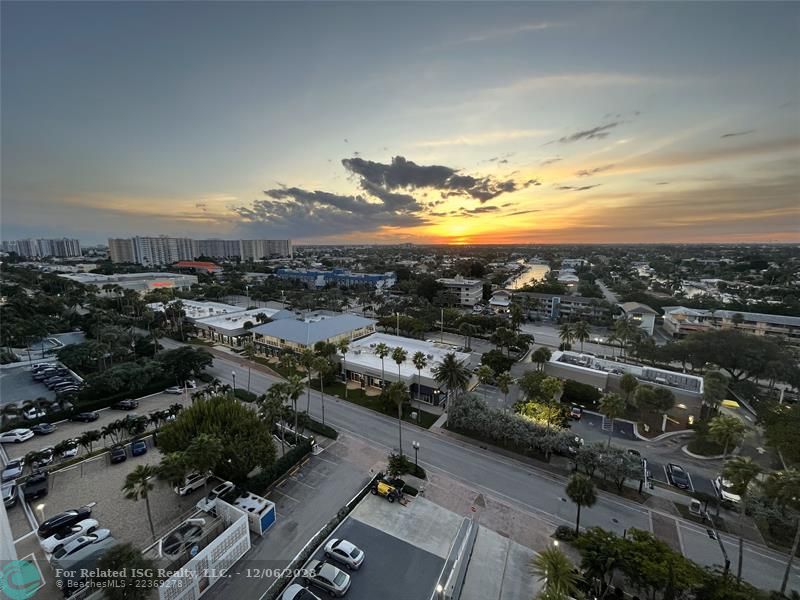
[2,2,798,245]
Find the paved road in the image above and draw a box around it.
[160,338,800,594]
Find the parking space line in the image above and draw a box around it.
[289,477,316,490]
[310,454,339,466]
[663,465,670,483]
[13,530,37,544]
[687,472,695,494]
[269,489,299,502]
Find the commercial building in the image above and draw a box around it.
[515,292,611,322]
[275,267,395,289]
[3,238,81,258]
[252,312,376,355]
[618,302,658,336]
[662,306,800,347]
[343,333,472,405]
[436,275,482,307]
[147,299,244,320]
[59,272,197,295]
[194,307,288,347]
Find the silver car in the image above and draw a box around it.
[2,482,18,508]
[280,584,321,600]
[304,560,351,597]
[1,459,24,482]
[323,538,365,570]
[52,529,112,560]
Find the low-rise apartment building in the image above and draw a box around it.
[663,306,800,347]
[515,292,612,322]
[436,275,483,307]
[618,302,658,336]
[276,267,396,289]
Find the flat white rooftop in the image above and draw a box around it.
[147,299,245,320]
[195,307,282,331]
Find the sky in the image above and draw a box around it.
[1,1,799,246]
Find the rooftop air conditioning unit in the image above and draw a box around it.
[427,354,434,359]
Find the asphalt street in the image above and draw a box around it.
[157,338,800,593]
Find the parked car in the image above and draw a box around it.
[71,412,99,423]
[112,399,139,410]
[31,363,55,372]
[2,459,25,482]
[2,481,18,508]
[22,471,49,500]
[32,423,57,435]
[174,472,209,496]
[40,518,100,554]
[714,476,741,505]
[0,429,34,444]
[196,481,235,513]
[23,408,46,420]
[666,463,691,490]
[38,506,94,539]
[165,386,184,394]
[31,447,55,468]
[61,440,80,459]
[323,538,365,570]
[280,584,322,600]
[109,446,127,464]
[52,529,112,560]
[130,440,147,456]
[569,406,583,420]
[304,560,351,597]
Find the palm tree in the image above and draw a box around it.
[101,422,121,447]
[278,351,296,375]
[412,351,428,403]
[613,317,638,359]
[531,347,551,371]
[708,414,746,461]
[259,383,288,453]
[386,381,409,455]
[619,373,639,407]
[314,357,332,425]
[337,339,350,400]
[496,371,513,409]
[476,364,494,401]
[185,434,223,494]
[391,347,408,382]
[79,430,101,454]
[764,468,800,595]
[123,464,157,539]
[458,322,475,350]
[541,376,564,431]
[300,348,316,413]
[157,452,189,488]
[558,322,575,349]
[598,392,626,447]
[530,546,582,599]
[284,373,305,435]
[572,320,590,353]
[566,473,596,534]
[723,457,762,583]
[432,352,471,410]
[374,342,390,387]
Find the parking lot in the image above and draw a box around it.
[647,458,716,497]
[0,365,59,408]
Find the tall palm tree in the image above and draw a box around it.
[79,430,101,454]
[458,322,476,350]
[123,464,157,539]
[432,352,471,410]
[598,392,626,447]
[391,347,408,382]
[572,320,591,353]
[284,374,305,435]
[566,473,596,534]
[541,376,564,431]
[185,434,223,494]
[764,468,800,595]
[300,348,317,413]
[259,383,288,453]
[278,351,296,375]
[529,546,582,600]
[723,457,762,583]
[374,342,390,387]
[558,322,575,349]
[314,357,331,425]
[708,414,746,462]
[386,381,409,455]
[496,371,513,409]
[157,452,190,488]
[412,351,428,403]
[531,347,551,371]
[337,339,350,400]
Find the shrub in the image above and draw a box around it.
[246,440,312,494]
[233,388,259,403]
[403,484,419,497]
[197,372,214,383]
[297,412,339,439]
[481,349,515,374]
[386,452,427,479]
[555,525,577,541]
[562,379,602,406]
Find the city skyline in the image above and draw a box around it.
[2,2,798,245]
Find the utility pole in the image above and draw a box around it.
[440,307,444,343]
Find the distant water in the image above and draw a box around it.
[507,264,550,289]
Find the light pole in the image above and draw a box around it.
[412,440,420,468]
[395,312,399,336]
[231,371,237,393]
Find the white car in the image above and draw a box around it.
[23,408,46,420]
[174,473,209,496]
[715,476,741,504]
[323,538,365,570]
[31,447,55,468]
[61,440,79,459]
[280,583,321,600]
[0,429,34,444]
[2,459,25,482]
[40,518,100,554]
[196,481,235,512]
[52,528,112,559]
[165,386,183,395]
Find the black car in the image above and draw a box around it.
[22,471,49,500]
[112,399,139,411]
[32,423,57,435]
[71,412,99,423]
[37,506,93,539]
[667,463,691,490]
[109,446,127,464]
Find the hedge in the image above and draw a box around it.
[197,372,214,383]
[245,440,313,494]
[297,412,339,440]
[233,388,259,403]
[562,379,602,406]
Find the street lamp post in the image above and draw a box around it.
[395,312,399,336]
[412,440,420,468]
[231,371,237,393]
